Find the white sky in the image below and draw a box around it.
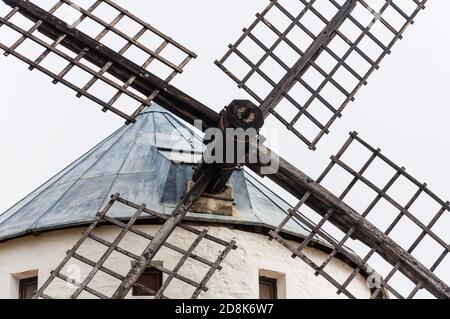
[0,0,448,216]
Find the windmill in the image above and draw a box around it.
[0,0,448,299]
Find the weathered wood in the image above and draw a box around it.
[269,231,356,299]
[70,203,147,299]
[33,192,234,299]
[258,0,357,117]
[115,196,236,248]
[193,100,264,194]
[215,0,428,149]
[191,238,236,299]
[155,230,207,298]
[7,0,447,299]
[252,149,450,299]
[2,0,219,129]
[88,232,206,291]
[33,194,119,299]
[100,215,220,269]
[71,251,163,297]
[52,271,109,299]
[111,168,216,298]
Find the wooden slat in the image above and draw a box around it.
[0,0,197,123]
[70,203,147,298]
[34,192,235,299]
[216,0,428,149]
[33,194,119,299]
[191,239,237,299]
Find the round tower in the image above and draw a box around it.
[0,105,372,299]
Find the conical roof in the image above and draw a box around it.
[0,105,311,242]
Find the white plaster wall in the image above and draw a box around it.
[0,225,371,299]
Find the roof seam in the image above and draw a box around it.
[244,172,292,211]
[93,116,149,214]
[27,122,135,231]
[166,113,204,146]
[0,104,314,244]
[0,126,127,227]
[244,172,314,234]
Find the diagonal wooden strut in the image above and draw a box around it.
[2,0,448,299]
[111,167,217,298]
[34,190,236,299]
[259,0,357,117]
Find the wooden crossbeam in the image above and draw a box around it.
[3,0,447,300]
[34,191,236,299]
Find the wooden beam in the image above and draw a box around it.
[111,167,216,298]
[259,0,357,117]
[5,0,448,299]
[2,0,220,130]
[249,150,450,299]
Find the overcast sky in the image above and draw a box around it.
[0,0,448,296]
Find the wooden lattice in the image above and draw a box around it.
[271,132,449,299]
[34,194,236,299]
[216,0,427,149]
[0,0,196,123]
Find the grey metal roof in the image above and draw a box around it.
[0,105,311,242]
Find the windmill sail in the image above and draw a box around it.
[34,194,236,299]
[271,132,450,298]
[1,0,447,301]
[216,0,428,149]
[0,0,196,123]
